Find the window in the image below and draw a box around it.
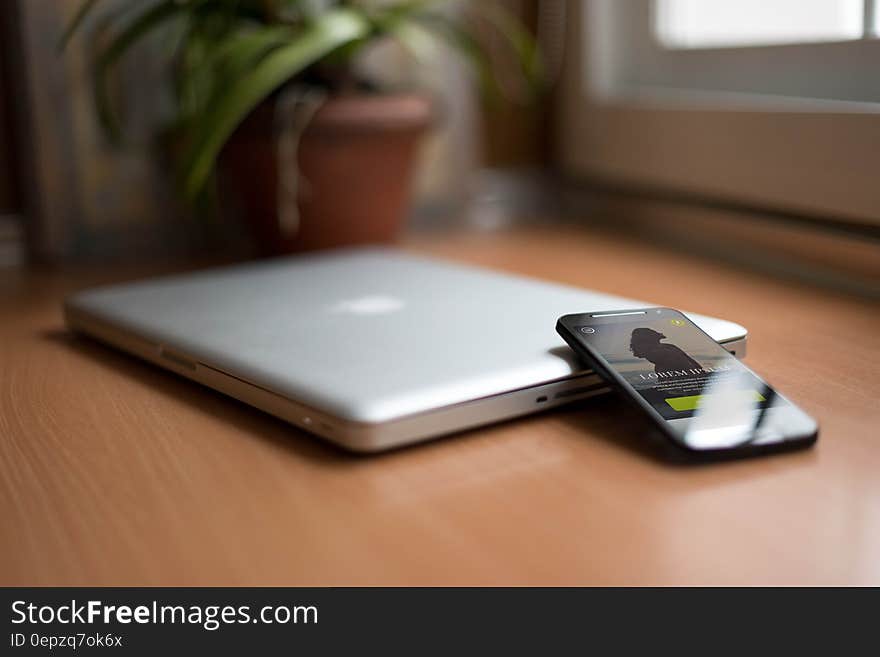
[584,1,880,104]
[656,0,874,49]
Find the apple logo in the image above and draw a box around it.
[330,295,405,315]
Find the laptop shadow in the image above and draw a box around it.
[42,328,359,465]
[44,328,555,465]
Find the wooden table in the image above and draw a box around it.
[2,226,879,585]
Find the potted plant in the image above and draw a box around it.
[62,0,541,255]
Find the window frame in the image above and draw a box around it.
[556,0,880,226]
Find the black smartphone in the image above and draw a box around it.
[556,308,818,459]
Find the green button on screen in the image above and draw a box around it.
[665,391,766,411]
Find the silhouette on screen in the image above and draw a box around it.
[629,328,702,374]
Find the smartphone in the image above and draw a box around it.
[556,308,818,459]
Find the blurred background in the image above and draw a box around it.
[1,0,878,296]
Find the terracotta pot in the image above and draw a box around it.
[219,93,433,255]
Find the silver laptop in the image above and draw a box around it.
[64,248,747,452]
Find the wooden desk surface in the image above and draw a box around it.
[2,226,879,585]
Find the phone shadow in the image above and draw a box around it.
[555,394,677,462]
[545,345,673,462]
[556,390,818,471]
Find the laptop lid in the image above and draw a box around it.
[65,248,747,424]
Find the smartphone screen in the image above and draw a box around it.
[557,308,817,453]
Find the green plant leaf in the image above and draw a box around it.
[382,18,437,68]
[176,24,297,120]
[212,24,298,81]
[94,0,187,142]
[181,8,371,198]
[58,0,102,51]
